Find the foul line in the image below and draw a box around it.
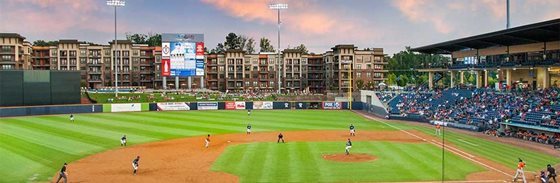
[358,113,513,177]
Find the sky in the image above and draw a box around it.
[0,0,558,55]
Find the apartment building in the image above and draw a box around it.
[0,33,32,70]
[7,33,388,92]
[327,45,386,94]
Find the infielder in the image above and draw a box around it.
[246,123,252,135]
[349,124,356,136]
[132,156,140,175]
[205,134,211,148]
[248,109,251,116]
[277,133,285,143]
[541,171,548,183]
[121,135,127,146]
[55,163,68,183]
[435,124,441,136]
[69,114,74,123]
[345,138,352,155]
[513,158,527,183]
[548,164,557,183]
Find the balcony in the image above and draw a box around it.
[139,62,152,66]
[88,79,102,83]
[88,71,102,74]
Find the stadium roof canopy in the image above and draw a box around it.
[411,18,560,54]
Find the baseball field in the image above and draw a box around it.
[1,110,559,182]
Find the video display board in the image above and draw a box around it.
[161,33,204,77]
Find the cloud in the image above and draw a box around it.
[392,0,452,34]
[1,0,117,38]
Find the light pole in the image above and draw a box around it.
[107,0,125,97]
[269,3,288,94]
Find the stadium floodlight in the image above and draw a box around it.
[107,0,125,97]
[269,3,288,94]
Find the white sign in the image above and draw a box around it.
[197,102,218,110]
[157,102,190,111]
[235,101,246,110]
[253,101,273,109]
[162,43,170,57]
[111,103,141,112]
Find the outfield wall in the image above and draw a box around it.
[0,101,362,117]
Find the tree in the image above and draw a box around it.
[224,33,241,50]
[259,37,275,52]
[125,32,161,46]
[214,43,225,53]
[356,79,364,90]
[146,33,161,47]
[32,40,58,46]
[126,33,147,44]
[294,44,308,54]
[386,73,397,85]
[245,38,256,54]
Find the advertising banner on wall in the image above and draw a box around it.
[322,102,342,110]
[111,103,142,112]
[225,101,236,110]
[157,102,190,111]
[294,102,308,109]
[273,102,291,109]
[161,59,170,76]
[235,101,246,110]
[253,101,273,109]
[197,102,218,110]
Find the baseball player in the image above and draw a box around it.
[121,135,127,146]
[248,109,252,116]
[132,156,140,175]
[69,114,74,123]
[277,133,285,143]
[548,164,557,183]
[55,163,68,183]
[345,138,352,155]
[435,124,441,136]
[513,158,527,183]
[205,134,210,148]
[246,123,252,135]
[349,124,356,136]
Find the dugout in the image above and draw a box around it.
[0,70,81,107]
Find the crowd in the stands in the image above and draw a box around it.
[380,86,560,148]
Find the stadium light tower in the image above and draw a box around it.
[107,0,125,97]
[269,3,288,94]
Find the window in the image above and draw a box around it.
[374,73,382,78]
[356,72,361,78]
[69,51,76,57]
[367,64,372,69]
[374,65,382,70]
[80,50,86,56]
[356,64,361,69]
[1,55,12,61]
[80,58,86,64]
[1,65,14,70]
[366,73,371,78]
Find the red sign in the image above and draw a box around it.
[162,59,170,76]
[225,101,236,110]
[196,42,204,56]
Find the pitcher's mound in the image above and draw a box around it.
[322,153,377,162]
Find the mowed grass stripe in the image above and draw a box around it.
[60,115,165,142]
[123,112,244,134]
[6,118,117,148]
[394,123,560,171]
[0,124,103,154]
[287,142,304,182]
[81,114,186,138]
[89,113,206,136]
[306,142,332,182]
[0,147,46,182]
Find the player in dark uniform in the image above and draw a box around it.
[132,156,140,175]
[349,124,356,136]
[246,123,252,134]
[345,138,352,155]
[548,164,557,183]
[69,114,74,122]
[277,133,284,143]
[121,135,127,146]
[55,163,68,183]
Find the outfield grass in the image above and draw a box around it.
[0,110,385,182]
[390,122,560,172]
[213,141,484,182]
[2,110,560,182]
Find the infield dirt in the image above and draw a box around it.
[59,129,513,182]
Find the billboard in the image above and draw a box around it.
[322,102,342,110]
[157,102,190,111]
[197,102,218,110]
[111,103,142,112]
[253,101,273,110]
[161,33,204,77]
[294,102,308,109]
[226,101,246,110]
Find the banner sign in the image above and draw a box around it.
[294,102,308,109]
[322,102,342,110]
[253,101,273,109]
[111,103,141,112]
[235,101,246,110]
[273,102,291,109]
[161,59,170,76]
[225,101,236,110]
[197,102,218,110]
[157,102,190,111]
